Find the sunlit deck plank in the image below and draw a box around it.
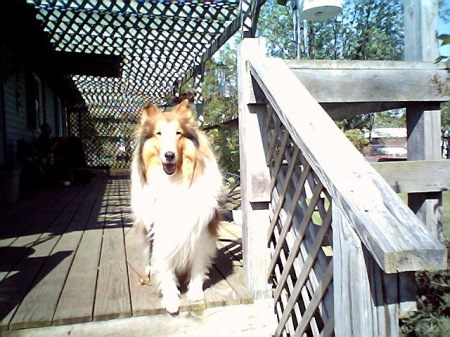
[53,178,108,325]
[93,181,132,321]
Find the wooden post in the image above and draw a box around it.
[193,64,204,125]
[0,44,6,163]
[333,206,400,337]
[238,38,272,299]
[404,0,443,238]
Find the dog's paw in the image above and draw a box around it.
[187,287,205,302]
[161,292,180,314]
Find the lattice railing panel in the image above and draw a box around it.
[68,110,138,168]
[265,107,334,337]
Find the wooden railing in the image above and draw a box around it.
[237,38,447,337]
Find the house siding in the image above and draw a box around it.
[1,44,68,164]
[3,66,35,163]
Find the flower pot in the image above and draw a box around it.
[0,168,21,205]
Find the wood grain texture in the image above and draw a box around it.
[404,0,443,239]
[1,184,94,330]
[333,207,400,337]
[371,160,450,193]
[289,67,447,103]
[93,195,132,321]
[404,0,439,62]
[237,38,272,299]
[53,183,106,325]
[249,56,446,273]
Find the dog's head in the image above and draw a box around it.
[136,100,200,179]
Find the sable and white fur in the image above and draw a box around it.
[131,100,223,313]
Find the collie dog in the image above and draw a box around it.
[131,100,223,313]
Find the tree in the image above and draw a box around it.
[257,0,404,61]
[181,42,240,174]
[257,0,405,135]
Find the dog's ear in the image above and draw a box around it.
[141,101,161,123]
[174,99,193,119]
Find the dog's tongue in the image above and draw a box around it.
[163,163,176,175]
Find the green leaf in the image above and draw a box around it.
[437,34,450,46]
[434,55,448,64]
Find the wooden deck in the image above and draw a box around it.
[0,170,252,333]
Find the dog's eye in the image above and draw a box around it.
[156,131,162,136]
[176,131,182,136]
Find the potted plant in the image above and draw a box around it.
[0,161,21,205]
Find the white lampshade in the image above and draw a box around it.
[300,0,343,21]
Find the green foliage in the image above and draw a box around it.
[400,242,450,337]
[258,0,404,61]
[344,129,369,152]
[181,43,240,174]
[442,103,450,129]
[256,1,297,58]
[194,0,444,175]
[373,109,406,129]
[208,127,240,174]
[259,0,405,136]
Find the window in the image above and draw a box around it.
[26,72,44,131]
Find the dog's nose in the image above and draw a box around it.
[165,151,175,162]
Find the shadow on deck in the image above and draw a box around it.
[0,170,253,333]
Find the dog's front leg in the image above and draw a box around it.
[187,239,216,302]
[158,269,181,314]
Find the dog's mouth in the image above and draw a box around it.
[163,163,177,175]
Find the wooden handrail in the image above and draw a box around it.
[249,57,446,274]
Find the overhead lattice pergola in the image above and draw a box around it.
[22,0,263,167]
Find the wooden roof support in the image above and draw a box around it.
[240,0,265,38]
[25,0,243,110]
[238,38,272,299]
[285,60,447,119]
[193,64,204,124]
[178,0,266,90]
[55,52,123,78]
[404,0,443,239]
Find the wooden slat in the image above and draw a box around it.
[274,216,332,336]
[0,185,90,330]
[7,182,101,329]
[269,129,291,193]
[285,60,447,106]
[213,242,253,305]
[267,149,302,241]
[371,160,450,193]
[294,261,333,337]
[53,180,107,325]
[272,182,325,300]
[237,38,272,299]
[249,56,446,273]
[285,59,444,70]
[124,223,163,316]
[333,206,400,337]
[0,209,60,282]
[93,183,132,321]
[9,219,86,329]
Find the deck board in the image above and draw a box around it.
[5,182,100,330]
[53,179,107,325]
[0,171,252,333]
